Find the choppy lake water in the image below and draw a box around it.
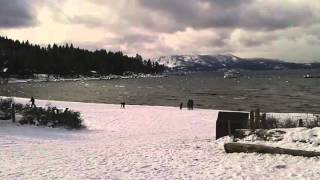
[1,70,320,113]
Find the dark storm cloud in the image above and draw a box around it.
[139,0,316,31]
[0,0,37,28]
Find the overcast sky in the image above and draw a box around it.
[0,0,320,62]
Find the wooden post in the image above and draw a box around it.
[227,120,236,142]
[255,108,260,129]
[250,111,255,131]
[11,103,15,123]
[298,119,303,127]
[261,113,267,129]
[228,120,231,136]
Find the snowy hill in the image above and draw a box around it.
[153,54,319,72]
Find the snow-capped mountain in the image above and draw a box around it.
[153,54,319,71]
[154,54,239,68]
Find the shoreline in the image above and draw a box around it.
[2,96,319,115]
[1,96,212,111]
[3,73,167,84]
[2,96,319,120]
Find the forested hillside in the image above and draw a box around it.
[0,36,165,76]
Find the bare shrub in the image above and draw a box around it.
[280,118,297,128]
[265,117,278,129]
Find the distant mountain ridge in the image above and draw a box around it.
[153,54,320,71]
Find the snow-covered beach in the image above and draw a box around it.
[1,97,320,179]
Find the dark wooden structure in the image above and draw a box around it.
[11,103,15,123]
[0,71,9,84]
[216,111,249,139]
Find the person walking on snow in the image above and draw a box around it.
[30,96,36,108]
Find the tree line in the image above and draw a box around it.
[0,36,165,76]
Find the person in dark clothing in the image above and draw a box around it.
[190,99,194,110]
[121,102,125,108]
[187,99,194,110]
[179,102,183,110]
[30,96,36,108]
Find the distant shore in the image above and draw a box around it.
[2,73,167,84]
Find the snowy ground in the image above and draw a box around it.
[1,98,320,179]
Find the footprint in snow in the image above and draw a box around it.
[140,165,152,169]
[274,165,287,169]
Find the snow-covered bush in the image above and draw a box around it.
[52,109,83,129]
[234,129,286,142]
[14,103,24,113]
[265,117,298,128]
[306,116,320,128]
[280,118,298,128]
[0,98,24,111]
[0,98,13,120]
[265,117,278,129]
[20,106,85,129]
[266,115,320,129]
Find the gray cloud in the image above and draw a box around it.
[139,0,317,31]
[0,0,37,28]
[117,33,155,44]
[240,37,274,47]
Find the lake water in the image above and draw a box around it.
[1,70,320,113]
